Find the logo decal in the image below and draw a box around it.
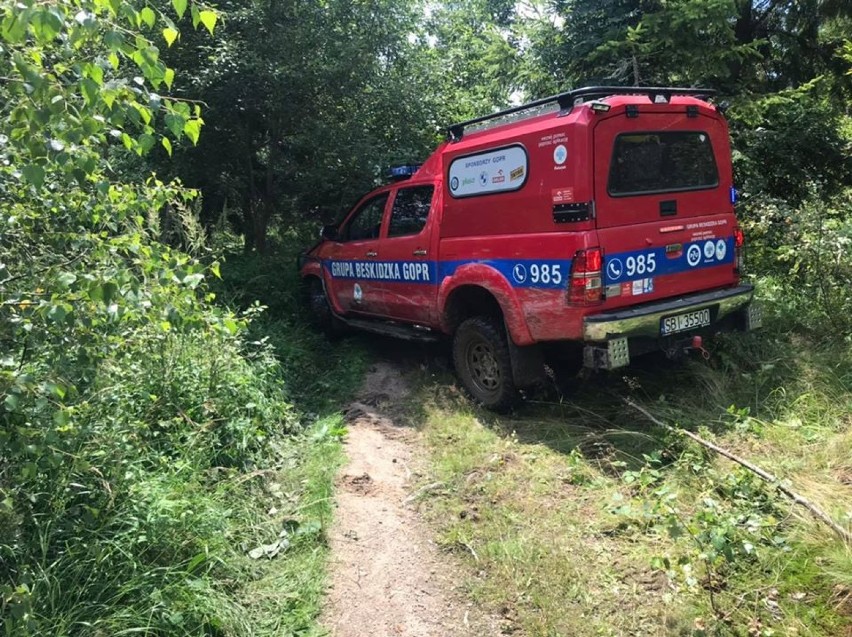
[704,240,716,259]
[353,283,363,302]
[606,258,624,281]
[512,263,527,284]
[553,144,567,165]
[687,244,702,267]
[715,239,727,261]
[450,176,459,191]
[479,171,488,186]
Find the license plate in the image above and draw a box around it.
[661,308,711,335]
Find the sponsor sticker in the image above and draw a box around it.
[553,144,568,165]
[448,145,528,197]
[623,278,654,296]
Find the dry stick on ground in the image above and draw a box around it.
[623,398,852,544]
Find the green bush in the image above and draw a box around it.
[742,188,852,335]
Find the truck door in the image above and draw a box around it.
[325,193,390,316]
[376,184,438,324]
[593,107,739,308]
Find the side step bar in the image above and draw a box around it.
[343,317,441,342]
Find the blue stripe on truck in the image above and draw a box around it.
[323,237,734,289]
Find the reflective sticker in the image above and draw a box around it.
[353,283,363,302]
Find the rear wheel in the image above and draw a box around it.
[452,317,516,412]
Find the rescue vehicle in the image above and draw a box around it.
[298,86,762,411]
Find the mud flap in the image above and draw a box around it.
[506,337,546,389]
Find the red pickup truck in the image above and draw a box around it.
[299,86,761,410]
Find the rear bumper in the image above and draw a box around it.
[583,285,755,342]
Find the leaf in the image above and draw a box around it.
[57,272,77,287]
[53,409,70,427]
[31,8,63,43]
[163,67,175,88]
[172,0,187,19]
[186,552,207,573]
[80,78,99,105]
[162,27,178,47]
[4,393,20,412]
[161,136,172,156]
[223,318,238,334]
[140,7,156,28]
[21,165,45,188]
[210,261,221,279]
[137,133,155,155]
[183,118,202,145]
[199,10,217,35]
[182,272,204,288]
[164,112,185,138]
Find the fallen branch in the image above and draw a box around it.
[623,398,852,544]
[403,481,445,505]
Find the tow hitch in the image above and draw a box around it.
[665,335,710,361]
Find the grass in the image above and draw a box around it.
[403,314,852,636]
[1,240,368,636]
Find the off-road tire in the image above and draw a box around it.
[303,277,344,337]
[452,317,517,413]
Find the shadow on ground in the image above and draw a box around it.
[211,246,815,476]
[345,327,811,478]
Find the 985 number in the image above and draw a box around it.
[530,264,562,285]
[625,253,656,276]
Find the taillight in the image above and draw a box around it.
[734,228,745,275]
[568,247,603,305]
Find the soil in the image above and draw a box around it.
[321,360,502,637]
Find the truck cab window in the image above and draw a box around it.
[342,194,389,241]
[388,186,434,238]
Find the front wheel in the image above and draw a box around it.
[452,317,517,412]
[303,277,344,337]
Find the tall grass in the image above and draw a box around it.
[1,238,367,635]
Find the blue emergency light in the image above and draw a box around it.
[730,186,739,205]
[388,164,422,181]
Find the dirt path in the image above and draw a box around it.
[321,361,501,637]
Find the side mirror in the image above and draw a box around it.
[320,224,338,241]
